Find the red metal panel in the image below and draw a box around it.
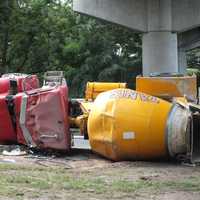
[0,74,40,144]
[0,75,40,94]
[16,85,70,151]
[15,94,23,144]
[0,95,16,143]
[0,78,10,94]
[17,75,40,92]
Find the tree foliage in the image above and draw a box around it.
[187,48,200,69]
[0,0,200,97]
[0,0,138,97]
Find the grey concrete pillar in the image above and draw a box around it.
[142,0,178,76]
[142,32,178,76]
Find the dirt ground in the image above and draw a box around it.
[0,145,200,200]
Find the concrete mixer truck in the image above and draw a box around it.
[0,71,199,164]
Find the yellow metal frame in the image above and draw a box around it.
[136,76,197,102]
[85,82,127,101]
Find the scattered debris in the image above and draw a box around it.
[181,162,196,167]
[2,148,27,156]
[139,174,159,181]
[0,158,16,164]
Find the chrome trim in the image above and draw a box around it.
[166,105,177,158]
[20,94,37,148]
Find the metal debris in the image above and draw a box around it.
[2,148,27,156]
[0,159,16,164]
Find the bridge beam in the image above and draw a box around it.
[73,0,200,75]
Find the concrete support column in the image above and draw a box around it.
[142,32,178,76]
[143,0,178,76]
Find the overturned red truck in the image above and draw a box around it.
[0,72,70,151]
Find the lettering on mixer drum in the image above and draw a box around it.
[109,89,160,104]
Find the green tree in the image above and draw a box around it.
[187,48,200,69]
[0,0,142,97]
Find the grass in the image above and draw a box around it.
[0,163,200,199]
[112,178,200,193]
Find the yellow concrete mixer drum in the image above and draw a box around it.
[88,88,191,161]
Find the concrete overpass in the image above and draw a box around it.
[73,0,200,75]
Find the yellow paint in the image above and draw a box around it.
[85,82,127,101]
[173,97,189,107]
[69,100,93,136]
[136,76,197,102]
[79,100,94,114]
[69,114,88,134]
[88,88,172,161]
